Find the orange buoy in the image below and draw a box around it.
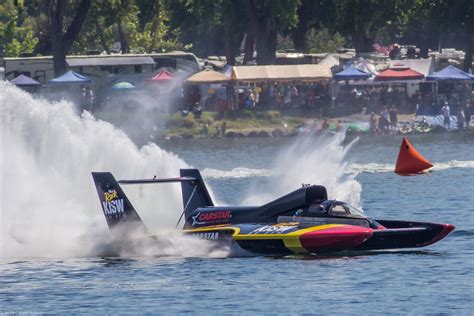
[395,137,433,175]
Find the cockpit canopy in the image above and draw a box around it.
[295,200,366,218]
[320,200,365,217]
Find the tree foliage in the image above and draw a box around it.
[1,0,472,69]
[0,0,39,57]
[71,0,183,54]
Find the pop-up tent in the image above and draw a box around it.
[426,65,474,81]
[389,59,434,77]
[231,64,332,82]
[375,67,424,81]
[334,65,371,81]
[10,74,41,86]
[48,70,93,84]
[186,69,230,84]
[145,70,174,84]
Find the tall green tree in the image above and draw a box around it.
[290,0,335,53]
[167,0,300,65]
[71,0,182,55]
[334,0,413,53]
[0,0,39,57]
[166,0,246,64]
[402,0,441,58]
[439,0,474,71]
[404,0,473,70]
[167,0,222,58]
[47,0,91,76]
[245,0,300,64]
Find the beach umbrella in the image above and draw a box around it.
[111,81,136,90]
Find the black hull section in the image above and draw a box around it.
[236,239,292,255]
[355,220,454,251]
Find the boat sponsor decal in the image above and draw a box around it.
[249,224,296,235]
[102,189,125,217]
[192,232,220,240]
[192,211,232,226]
[273,222,298,227]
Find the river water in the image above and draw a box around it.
[1,84,473,314]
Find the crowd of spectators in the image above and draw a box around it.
[235,82,330,113]
[335,84,416,115]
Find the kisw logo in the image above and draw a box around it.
[102,199,125,216]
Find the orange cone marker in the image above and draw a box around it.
[395,137,433,175]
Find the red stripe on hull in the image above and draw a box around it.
[419,224,455,247]
[300,226,373,253]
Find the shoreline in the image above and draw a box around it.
[161,111,472,140]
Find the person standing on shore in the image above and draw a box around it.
[457,107,465,131]
[84,86,94,112]
[464,102,471,129]
[220,121,227,137]
[389,105,398,133]
[441,102,451,129]
[369,112,377,135]
[378,112,387,134]
[321,119,330,131]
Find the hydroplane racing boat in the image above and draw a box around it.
[92,169,454,255]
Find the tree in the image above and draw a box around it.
[0,0,39,57]
[334,0,413,54]
[291,0,319,53]
[306,27,347,53]
[48,0,91,76]
[167,0,223,58]
[441,0,474,72]
[166,0,246,65]
[405,0,473,71]
[245,0,300,64]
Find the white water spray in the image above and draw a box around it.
[243,131,363,209]
[94,77,183,145]
[0,83,220,258]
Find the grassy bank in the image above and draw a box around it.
[162,110,310,139]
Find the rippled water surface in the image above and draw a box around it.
[2,133,473,314]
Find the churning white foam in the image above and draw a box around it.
[348,163,394,174]
[243,131,363,209]
[203,160,474,181]
[202,167,273,179]
[348,160,474,174]
[0,83,220,258]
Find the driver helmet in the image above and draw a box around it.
[294,209,304,217]
[308,204,326,214]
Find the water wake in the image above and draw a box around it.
[0,83,217,258]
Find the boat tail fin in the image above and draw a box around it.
[91,172,147,234]
[180,169,214,215]
[395,137,433,175]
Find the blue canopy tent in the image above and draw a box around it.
[334,66,371,81]
[426,65,474,81]
[10,74,41,86]
[48,70,93,85]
